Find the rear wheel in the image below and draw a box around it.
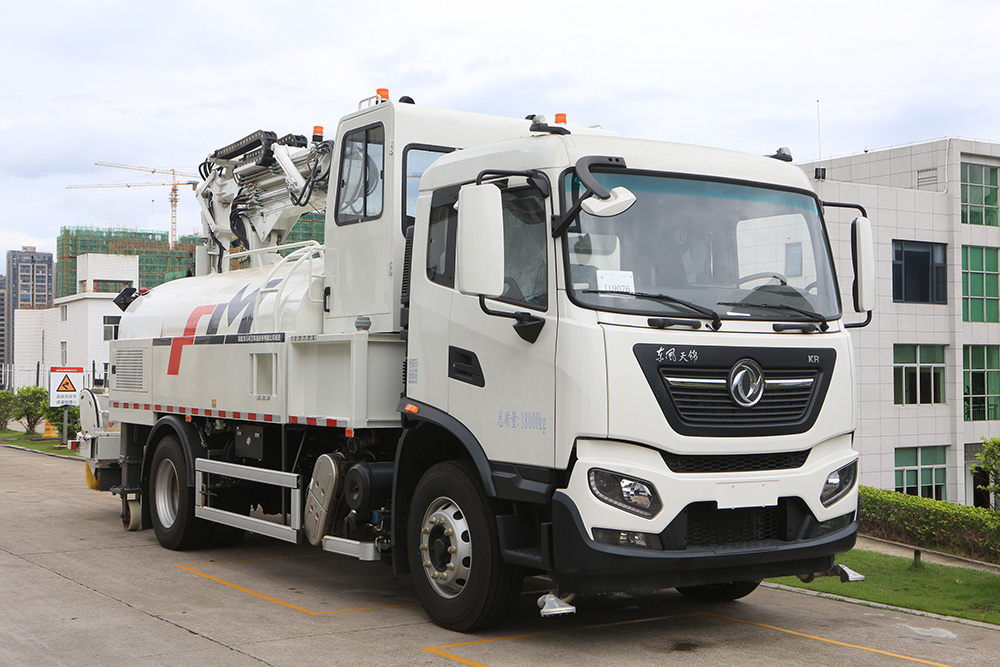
[676,580,761,601]
[408,461,522,632]
[149,435,210,550]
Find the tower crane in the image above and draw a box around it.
[67,162,200,248]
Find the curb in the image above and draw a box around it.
[856,534,1000,574]
[0,442,84,462]
[762,581,1000,631]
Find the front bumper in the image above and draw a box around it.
[544,436,859,593]
[549,491,857,593]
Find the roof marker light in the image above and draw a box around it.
[555,113,567,124]
[377,88,389,100]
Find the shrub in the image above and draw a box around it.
[42,403,81,439]
[0,390,14,430]
[859,485,1000,564]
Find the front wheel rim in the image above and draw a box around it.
[154,458,180,529]
[418,496,472,599]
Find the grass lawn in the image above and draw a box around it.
[770,548,1000,626]
[0,429,77,456]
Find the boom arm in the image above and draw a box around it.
[195,130,334,273]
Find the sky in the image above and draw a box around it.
[2,0,999,263]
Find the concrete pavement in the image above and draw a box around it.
[2,445,997,666]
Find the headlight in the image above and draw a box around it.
[588,469,662,518]
[820,460,857,507]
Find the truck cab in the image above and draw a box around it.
[401,131,868,610]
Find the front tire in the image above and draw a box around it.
[149,435,210,550]
[676,580,761,601]
[407,461,522,632]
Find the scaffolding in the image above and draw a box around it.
[56,227,201,298]
[282,212,325,246]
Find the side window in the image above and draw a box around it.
[336,124,384,225]
[424,186,549,310]
[403,145,453,233]
[426,202,457,288]
[499,190,548,309]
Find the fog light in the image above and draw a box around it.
[813,512,855,537]
[820,460,857,508]
[588,469,662,518]
[592,528,662,549]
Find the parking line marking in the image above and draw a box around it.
[713,613,955,667]
[424,613,706,665]
[176,558,418,616]
[423,611,955,667]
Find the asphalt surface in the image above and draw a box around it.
[2,445,997,667]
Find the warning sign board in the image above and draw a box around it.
[49,367,84,407]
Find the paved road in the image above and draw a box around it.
[1,445,996,666]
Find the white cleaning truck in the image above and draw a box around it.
[84,89,872,631]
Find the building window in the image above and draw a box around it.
[60,305,67,322]
[893,240,946,304]
[963,246,1000,321]
[785,242,803,277]
[962,163,999,226]
[894,446,946,500]
[964,345,1000,421]
[60,341,67,366]
[893,345,944,405]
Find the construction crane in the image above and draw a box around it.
[67,162,200,248]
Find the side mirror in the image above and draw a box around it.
[851,216,875,312]
[456,184,505,298]
[581,186,636,218]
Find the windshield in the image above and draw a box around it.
[563,172,840,324]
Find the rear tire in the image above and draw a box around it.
[676,580,761,601]
[148,435,210,550]
[408,461,522,632]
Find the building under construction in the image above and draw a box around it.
[57,215,325,297]
[56,227,200,298]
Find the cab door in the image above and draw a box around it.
[447,186,557,468]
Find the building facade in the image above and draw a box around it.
[11,254,138,391]
[802,138,1000,507]
[3,246,54,375]
[0,275,6,384]
[56,227,200,299]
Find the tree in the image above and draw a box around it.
[14,386,48,434]
[972,436,1000,511]
[0,390,15,431]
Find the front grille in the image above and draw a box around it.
[663,450,809,474]
[662,367,816,427]
[685,502,780,547]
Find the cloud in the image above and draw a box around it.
[4,0,1000,265]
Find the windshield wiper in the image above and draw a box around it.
[718,301,829,332]
[584,289,722,330]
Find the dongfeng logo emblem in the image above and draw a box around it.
[728,359,764,408]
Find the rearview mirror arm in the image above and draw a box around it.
[551,155,628,238]
[479,295,545,344]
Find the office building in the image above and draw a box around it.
[802,138,1000,506]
